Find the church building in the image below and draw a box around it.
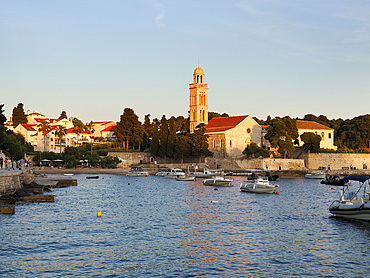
[189,67,262,158]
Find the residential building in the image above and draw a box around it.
[296,120,337,150]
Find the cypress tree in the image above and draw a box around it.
[12,103,27,127]
[158,115,168,157]
[151,123,159,157]
[167,117,176,158]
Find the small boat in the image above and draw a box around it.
[188,168,224,178]
[176,176,196,181]
[328,175,370,221]
[321,174,348,186]
[155,168,170,176]
[126,167,149,177]
[64,173,74,176]
[164,168,186,179]
[86,175,99,179]
[227,169,279,181]
[240,177,279,194]
[203,176,233,186]
[305,172,326,179]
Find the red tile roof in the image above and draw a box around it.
[101,125,116,132]
[205,115,249,133]
[296,120,333,131]
[20,124,37,131]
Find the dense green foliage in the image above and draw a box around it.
[115,108,144,149]
[300,132,321,152]
[265,116,298,158]
[302,114,370,150]
[243,143,270,158]
[208,111,229,121]
[0,104,33,160]
[11,103,27,127]
[59,111,68,119]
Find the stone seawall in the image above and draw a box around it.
[306,153,370,170]
[0,171,22,197]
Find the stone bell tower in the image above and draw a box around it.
[189,66,208,133]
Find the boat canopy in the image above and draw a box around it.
[344,175,370,183]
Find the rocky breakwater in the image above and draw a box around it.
[0,169,77,215]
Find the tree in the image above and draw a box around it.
[85,121,95,156]
[37,120,52,152]
[54,125,67,154]
[243,143,270,158]
[264,117,298,158]
[115,108,143,149]
[158,115,169,157]
[300,132,321,153]
[143,114,153,138]
[150,123,159,157]
[190,123,212,157]
[12,103,27,127]
[59,111,68,119]
[167,117,177,158]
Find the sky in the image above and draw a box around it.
[1,0,370,123]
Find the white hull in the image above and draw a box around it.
[203,177,232,186]
[176,176,196,181]
[126,172,149,177]
[240,178,279,194]
[305,172,326,179]
[329,202,370,221]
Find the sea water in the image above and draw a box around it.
[1,174,369,277]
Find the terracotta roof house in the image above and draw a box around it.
[205,115,262,158]
[296,120,337,150]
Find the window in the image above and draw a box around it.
[247,128,251,133]
[230,140,232,147]
[328,133,332,139]
[213,140,215,148]
[321,132,324,140]
[220,139,223,148]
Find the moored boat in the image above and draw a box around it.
[305,172,326,179]
[328,175,370,221]
[188,168,224,178]
[86,175,99,179]
[240,177,279,194]
[155,168,170,176]
[164,168,186,179]
[176,176,196,181]
[203,176,233,186]
[321,174,348,186]
[126,167,149,177]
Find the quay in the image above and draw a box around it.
[0,168,77,214]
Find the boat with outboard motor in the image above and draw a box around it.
[188,168,224,178]
[240,177,279,194]
[203,176,233,186]
[321,174,348,186]
[305,172,326,179]
[164,168,186,179]
[328,175,370,221]
[126,167,149,177]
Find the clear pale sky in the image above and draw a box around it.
[1,0,369,123]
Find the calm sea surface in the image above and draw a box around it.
[1,174,370,277]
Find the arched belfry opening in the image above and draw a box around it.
[189,66,208,133]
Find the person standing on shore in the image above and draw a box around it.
[0,157,3,169]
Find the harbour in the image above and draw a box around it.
[1,173,369,277]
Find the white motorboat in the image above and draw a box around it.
[188,168,224,178]
[203,176,233,186]
[155,168,170,176]
[240,177,279,194]
[329,175,370,221]
[305,172,326,179]
[164,168,186,179]
[126,167,149,177]
[176,176,196,181]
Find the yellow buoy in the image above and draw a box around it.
[97,211,102,217]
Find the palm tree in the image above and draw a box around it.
[72,124,85,147]
[37,120,52,152]
[54,125,67,154]
[85,121,95,157]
